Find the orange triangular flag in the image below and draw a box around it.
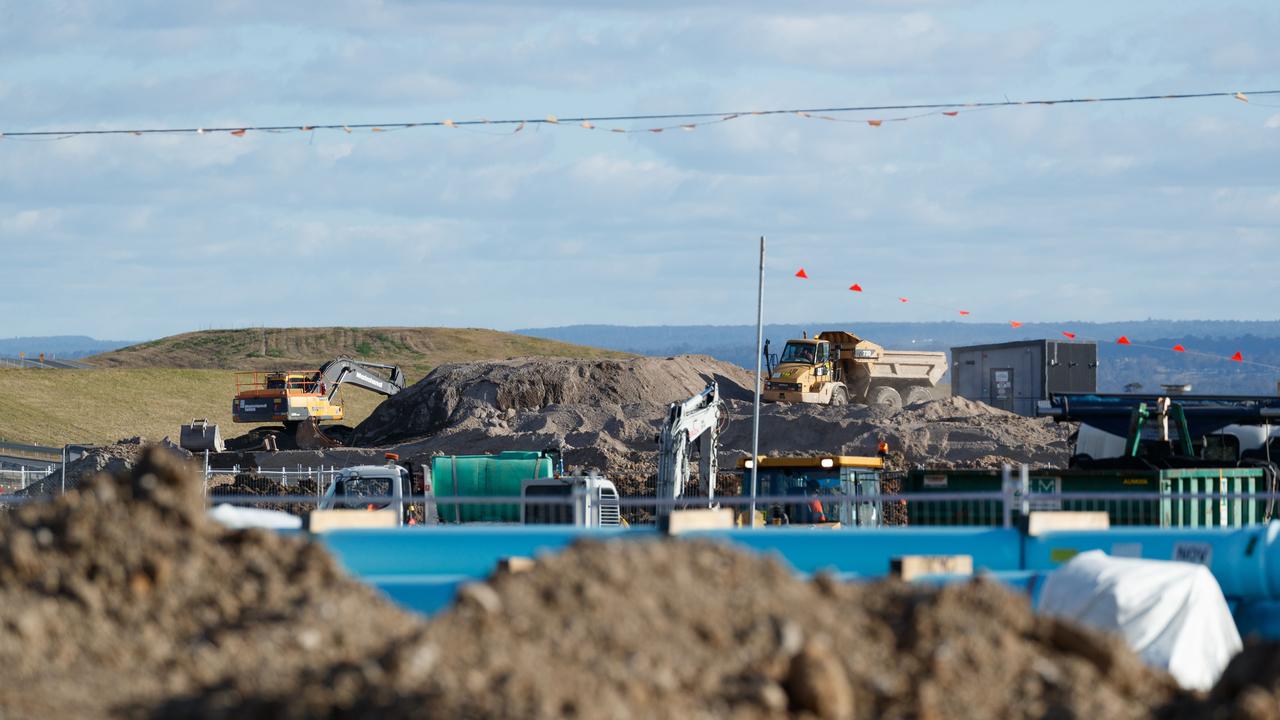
[230,129,246,137]
[795,268,809,279]
[1231,351,1244,362]
[1061,331,1076,339]
[1173,344,1186,353]
[958,310,970,316]
[849,284,863,292]
[898,297,909,303]
[867,120,882,127]
[1116,336,1131,345]
[1235,92,1249,103]
[943,111,959,117]
[1009,321,1023,328]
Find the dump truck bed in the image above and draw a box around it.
[859,350,948,384]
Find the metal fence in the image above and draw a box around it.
[0,466,55,494]
[3,461,1278,530]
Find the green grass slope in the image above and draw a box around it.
[6,327,629,446]
[87,326,630,377]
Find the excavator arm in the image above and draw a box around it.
[655,382,723,518]
[316,357,406,401]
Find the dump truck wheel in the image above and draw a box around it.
[867,386,903,411]
[904,387,931,406]
[830,387,849,406]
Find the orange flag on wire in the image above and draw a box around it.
[1009,321,1023,329]
[1062,331,1076,340]
[867,120,882,127]
[230,129,246,137]
[795,268,809,279]
[1173,344,1186,353]
[849,283,863,292]
[943,111,959,117]
[1117,336,1131,345]
[958,310,970,316]
[1231,352,1244,362]
[898,297,909,303]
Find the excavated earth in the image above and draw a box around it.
[342,356,1071,496]
[5,449,1256,720]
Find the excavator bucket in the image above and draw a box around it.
[180,419,225,452]
[294,417,344,450]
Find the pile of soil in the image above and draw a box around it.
[164,539,1184,719]
[20,437,190,496]
[1165,642,1280,719]
[0,448,418,718]
[2,446,1267,719]
[354,355,756,445]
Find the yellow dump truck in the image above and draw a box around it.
[762,330,947,410]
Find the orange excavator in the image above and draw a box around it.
[180,357,405,452]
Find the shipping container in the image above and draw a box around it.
[951,340,1097,416]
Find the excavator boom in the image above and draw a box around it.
[655,382,723,518]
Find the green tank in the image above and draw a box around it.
[430,451,556,523]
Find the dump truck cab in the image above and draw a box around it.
[738,455,884,527]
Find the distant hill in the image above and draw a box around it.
[87,327,630,378]
[517,321,1280,395]
[0,335,134,360]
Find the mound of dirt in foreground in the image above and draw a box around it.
[0,448,417,719]
[167,541,1183,720]
[354,355,755,445]
[7,445,1243,720]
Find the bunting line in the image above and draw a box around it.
[792,267,1277,370]
[2,88,1277,140]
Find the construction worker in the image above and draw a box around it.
[877,440,890,459]
[804,479,827,523]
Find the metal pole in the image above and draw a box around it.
[749,236,766,526]
[61,445,66,495]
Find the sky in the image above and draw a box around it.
[1,1,1278,340]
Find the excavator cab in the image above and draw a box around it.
[737,455,884,528]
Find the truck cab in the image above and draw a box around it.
[764,337,846,405]
[737,455,884,527]
[319,463,412,525]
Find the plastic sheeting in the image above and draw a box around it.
[208,504,302,530]
[1038,550,1241,690]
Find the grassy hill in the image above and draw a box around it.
[3,327,630,446]
[0,368,394,447]
[88,326,629,377]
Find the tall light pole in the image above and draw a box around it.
[749,236,765,526]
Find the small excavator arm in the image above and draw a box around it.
[655,381,723,518]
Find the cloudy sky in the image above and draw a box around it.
[2,1,1277,340]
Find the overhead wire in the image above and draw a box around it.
[1,88,1277,139]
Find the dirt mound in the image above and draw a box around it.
[20,437,191,496]
[1167,641,1280,719]
[0,448,417,718]
[165,539,1183,719]
[354,355,755,445]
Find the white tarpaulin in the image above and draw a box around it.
[208,504,303,530]
[1038,550,1241,690]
